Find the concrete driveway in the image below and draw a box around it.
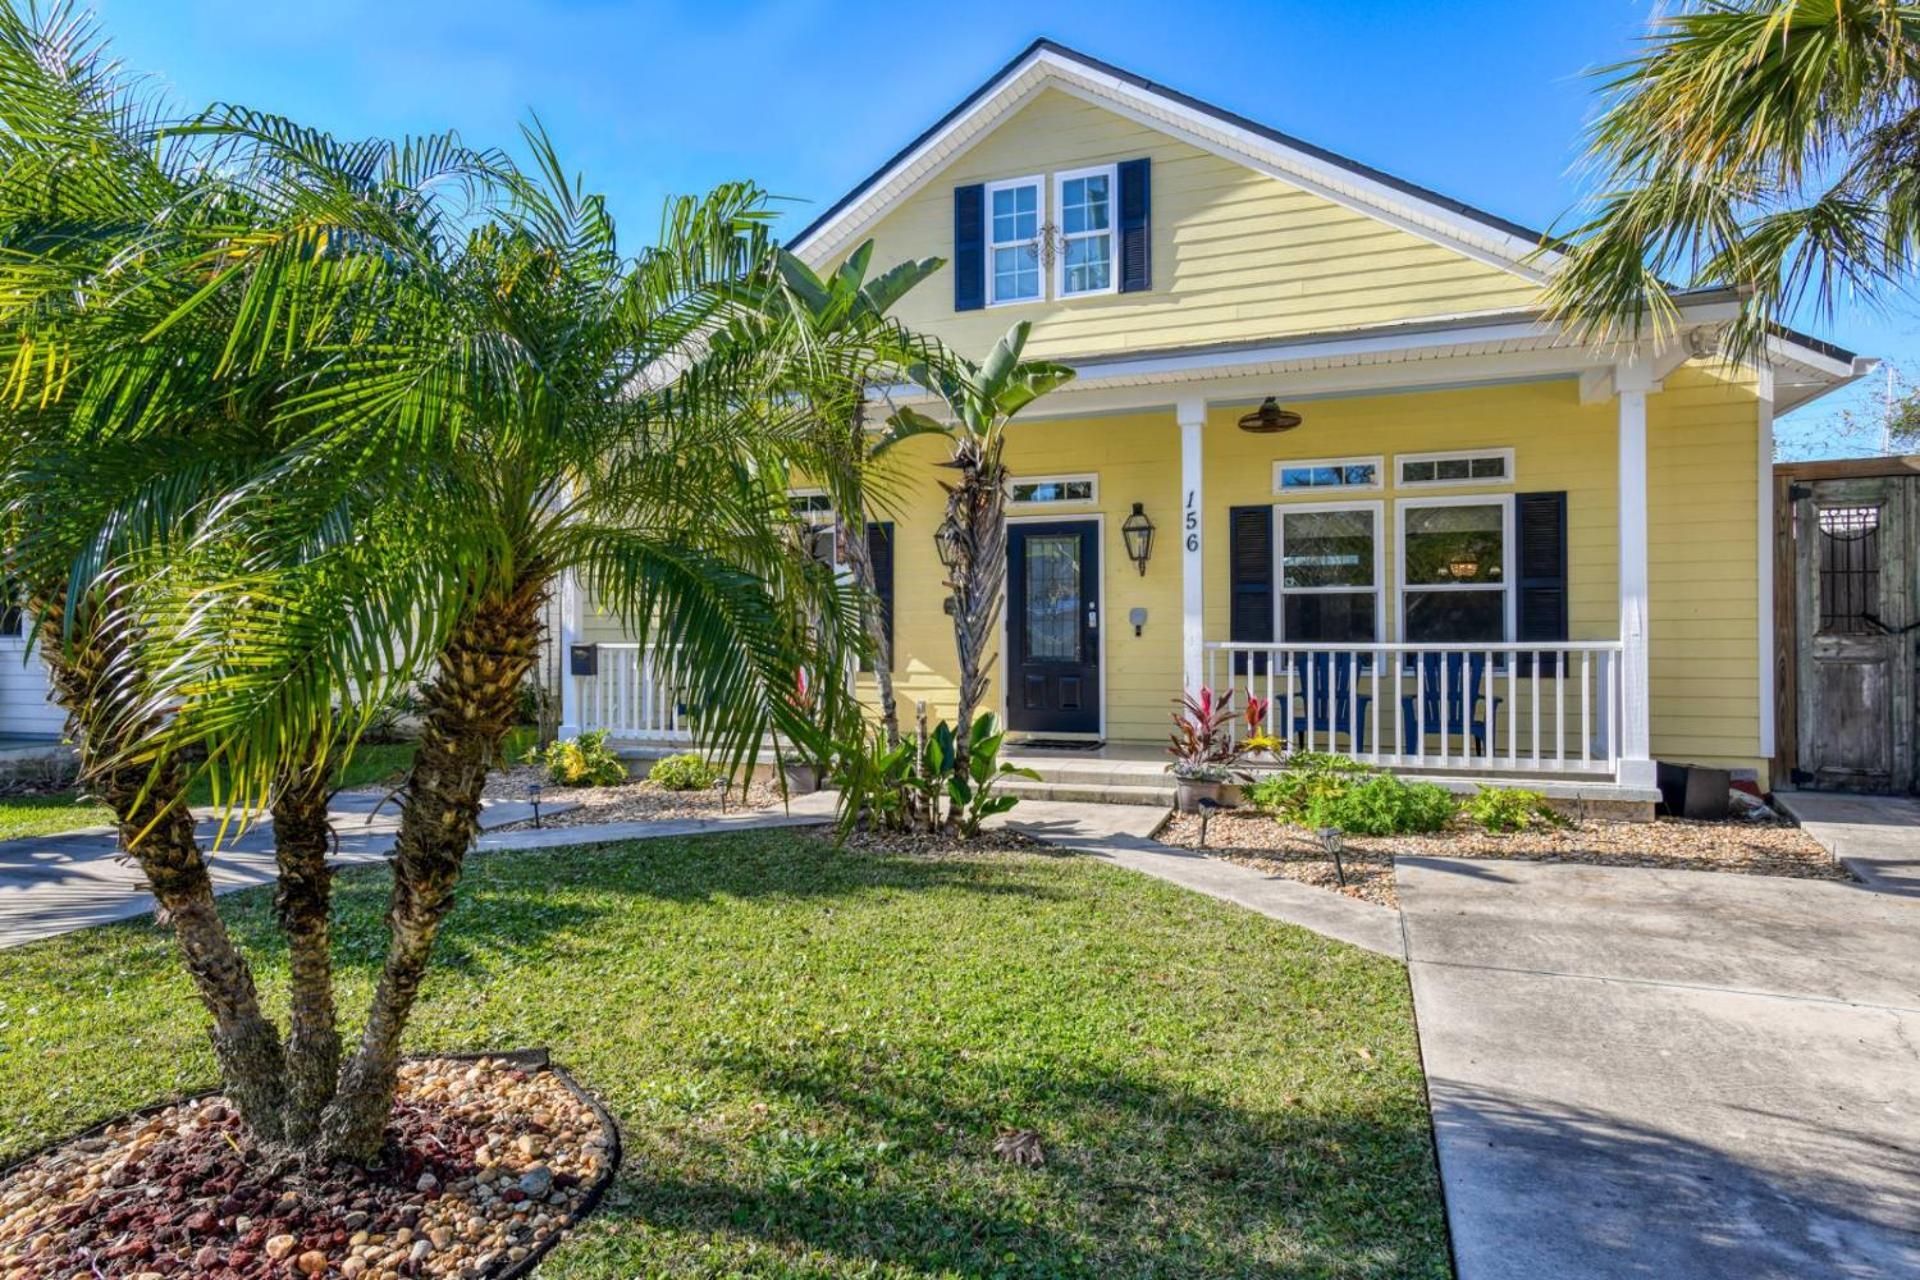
[1399,857,1920,1280]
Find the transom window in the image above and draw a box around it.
[1274,456,1383,496]
[1399,496,1513,643]
[1054,165,1116,297]
[1276,502,1383,644]
[987,176,1043,305]
[1010,474,1098,508]
[1398,449,1513,488]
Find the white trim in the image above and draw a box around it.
[1756,364,1776,761]
[1614,359,1655,787]
[1395,447,1515,490]
[1395,493,1517,644]
[1272,455,1385,496]
[558,569,583,739]
[984,173,1045,308]
[1051,163,1119,300]
[1008,472,1099,509]
[1002,511,1107,740]
[1178,396,1206,692]
[1273,499,1386,643]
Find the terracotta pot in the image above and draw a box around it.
[1175,779,1225,813]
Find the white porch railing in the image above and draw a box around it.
[578,643,693,743]
[1205,641,1627,778]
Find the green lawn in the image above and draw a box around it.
[0,832,1447,1278]
[0,728,538,842]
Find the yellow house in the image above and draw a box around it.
[562,40,1870,804]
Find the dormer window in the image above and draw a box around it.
[986,175,1043,305]
[1055,165,1116,297]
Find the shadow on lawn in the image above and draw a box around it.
[593,1044,1449,1279]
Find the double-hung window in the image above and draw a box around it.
[1054,165,1116,297]
[789,490,840,568]
[1276,501,1383,644]
[1399,496,1514,642]
[986,176,1043,305]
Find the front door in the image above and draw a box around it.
[1007,520,1100,735]
[1791,476,1917,792]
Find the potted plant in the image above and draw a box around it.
[1166,686,1252,813]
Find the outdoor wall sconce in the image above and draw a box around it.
[1121,502,1156,575]
[1236,396,1303,434]
[1129,606,1148,637]
[934,514,963,572]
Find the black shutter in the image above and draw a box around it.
[1229,505,1273,676]
[953,184,985,312]
[863,521,894,672]
[1118,158,1151,293]
[1516,491,1568,676]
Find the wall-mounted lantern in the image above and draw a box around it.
[1121,502,1156,576]
[934,514,964,572]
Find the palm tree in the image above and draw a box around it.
[747,241,943,744]
[1,1,863,1164]
[891,321,1073,771]
[157,132,864,1160]
[1541,0,1920,358]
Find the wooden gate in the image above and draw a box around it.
[1774,457,1920,793]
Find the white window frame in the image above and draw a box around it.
[1273,499,1386,642]
[788,488,843,569]
[1272,455,1385,497]
[1008,473,1099,510]
[985,174,1045,308]
[1052,163,1119,300]
[1395,493,1516,643]
[1395,447,1515,490]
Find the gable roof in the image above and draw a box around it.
[789,38,1561,279]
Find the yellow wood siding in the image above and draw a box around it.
[848,89,1543,361]
[574,404,1765,774]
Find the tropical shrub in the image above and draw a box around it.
[1166,687,1259,781]
[649,752,717,791]
[829,712,1037,839]
[1303,773,1456,836]
[1462,786,1566,833]
[947,713,1041,838]
[531,731,628,788]
[1246,753,1377,822]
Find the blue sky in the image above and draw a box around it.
[94,0,1917,456]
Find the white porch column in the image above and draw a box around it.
[557,569,583,739]
[1178,394,1206,693]
[1755,364,1776,762]
[1615,357,1658,787]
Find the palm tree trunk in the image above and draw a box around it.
[947,445,1008,775]
[42,617,290,1143]
[318,580,545,1163]
[272,763,341,1148]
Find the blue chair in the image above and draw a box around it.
[1399,652,1502,754]
[1291,652,1372,752]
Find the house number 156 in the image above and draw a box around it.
[1184,489,1200,553]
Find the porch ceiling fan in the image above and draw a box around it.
[1236,397,1303,433]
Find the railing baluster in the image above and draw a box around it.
[1369,655,1380,764]
[1530,654,1541,769]
[1580,650,1592,766]
[1555,652,1566,767]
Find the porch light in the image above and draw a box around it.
[1121,502,1156,575]
[934,514,964,572]
[1236,397,1303,434]
[528,783,544,829]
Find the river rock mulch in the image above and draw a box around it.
[0,1056,616,1280]
[1159,810,1849,908]
[484,764,784,831]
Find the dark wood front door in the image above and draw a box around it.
[1790,475,1917,792]
[1007,520,1100,735]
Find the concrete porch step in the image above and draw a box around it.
[999,777,1175,808]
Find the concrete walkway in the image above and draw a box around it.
[0,792,840,949]
[1775,790,1920,895]
[1399,856,1920,1279]
[999,800,1405,957]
